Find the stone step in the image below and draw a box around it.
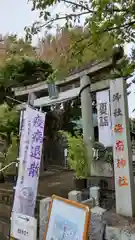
[0,217,9,239]
[0,204,11,220]
[0,233,8,240]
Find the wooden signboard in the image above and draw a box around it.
[44,195,90,240]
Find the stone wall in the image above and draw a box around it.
[42,134,67,170]
[91,161,113,177]
[39,188,135,240]
[0,188,45,239]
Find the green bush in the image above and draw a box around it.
[5,135,18,175]
[60,131,89,178]
[0,152,5,168]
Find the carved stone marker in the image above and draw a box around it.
[110,78,135,217]
[89,206,106,240]
[39,197,51,240]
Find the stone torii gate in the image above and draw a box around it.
[81,74,135,217]
[13,52,135,217]
[63,58,135,217]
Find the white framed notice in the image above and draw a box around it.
[44,195,90,240]
[10,212,37,240]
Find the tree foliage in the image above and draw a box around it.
[0,34,36,65]
[27,1,135,80]
[0,104,19,142]
[0,34,53,104]
[39,27,119,79]
[0,56,53,87]
[28,0,135,44]
[60,131,89,178]
[0,56,53,104]
[4,135,18,175]
[0,35,54,147]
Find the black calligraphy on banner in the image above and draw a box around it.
[99,116,108,126]
[99,102,107,115]
[112,92,123,118]
[113,93,121,102]
[99,102,109,126]
[113,108,123,117]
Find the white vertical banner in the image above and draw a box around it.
[13,106,45,217]
[96,89,112,146]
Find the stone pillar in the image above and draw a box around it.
[68,190,82,202]
[90,186,100,206]
[39,197,51,240]
[28,92,37,106]
[89,206,106,240]
[80,75,94,176]
[110,78,135,217]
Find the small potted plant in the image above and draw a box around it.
[61,131,89,190]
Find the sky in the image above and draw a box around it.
[0,0,39,43]
[0,0,135,117]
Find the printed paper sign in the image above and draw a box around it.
[10,212,37,240]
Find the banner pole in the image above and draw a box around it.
[8,108,24,239]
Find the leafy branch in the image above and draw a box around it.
[32,11,90,32]
[27,0,135,38]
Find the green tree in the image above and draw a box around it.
[5,135,18,175]
[0,104,19,143]
[28,2,135,81]
[39,27,118,79]
[0,34,37,59]
[27,1,135,79]
[0,34,53,104]
[0,56,53,104]
[0,34,36,66]
[5,34,36,56]
[60,131,89,178]
[28,0,135,44]
[0,56,53,87]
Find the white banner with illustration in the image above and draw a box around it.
[96,89,112,147]
[12,106,45,217]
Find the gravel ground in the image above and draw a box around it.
[0,170,75,198]
[103,209,135,233]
